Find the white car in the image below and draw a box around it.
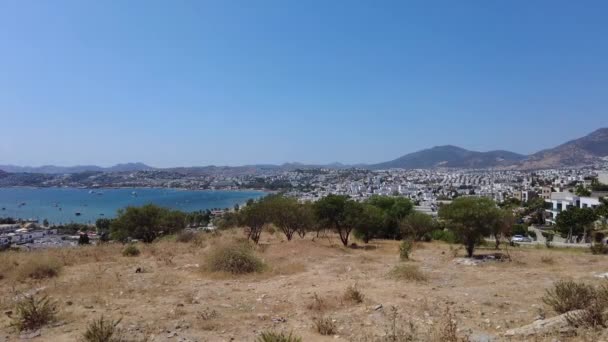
[511,235,532,243]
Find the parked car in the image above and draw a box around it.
[511,235,532,243]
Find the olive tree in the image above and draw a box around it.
[439,197,501,257]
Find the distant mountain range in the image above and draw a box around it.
[0,162,154,174]
[1,128,607,173]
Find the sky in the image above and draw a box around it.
[1,1,607,167]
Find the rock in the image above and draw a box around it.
[504,310,584,337]
[373,304,383,311]
[19,330,41,339]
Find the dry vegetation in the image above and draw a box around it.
[1,230,608,341]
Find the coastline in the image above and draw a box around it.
[0,187,268,224]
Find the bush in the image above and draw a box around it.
[388,264,427,282]
[313,316,336,335]
[399,240,413,260]
[566,284,608,328]
[543,280,595,314]
[83,316,124,342]
[590,243,608,255]
[431,229,456,244]
[122,245,140,257]
[256,331,302,342]
[78,233,90,245]
[343,284,364,304]
[175,230,196,243]
[540,256,554,264]
[17,258,62,280]
[206,242,265,274]
[13,295,57,331]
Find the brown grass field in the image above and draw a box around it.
[1,230,608,341]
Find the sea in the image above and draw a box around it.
[0,187,266,225]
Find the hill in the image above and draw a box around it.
[518,128,608,169]
[369,145,526,169]
[0,162,154,174]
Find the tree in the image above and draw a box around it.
[95,218,112,232]
[265,195,307,241]
[314,194,352,246]
[110,204,187,243]
[351,203,385,243]
[524,197,548,225]
[555,207,597,243]
[439,197,501,257]
[78,233,90,245]
[575,185,592,197]
[238,199,270,244]
[366,195,413,239]
[42,219,49,227]
[492,209,515,249]
[400,211,435,241]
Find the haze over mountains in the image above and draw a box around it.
[1,128,607,174]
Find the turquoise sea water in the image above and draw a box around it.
[0,187,266,224]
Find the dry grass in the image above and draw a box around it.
[343,284,365,304]
[16,257,63,280]
[12,295,57,331]
[256,331,303,342]
[313,316,336,335]
[1,231,606,341]
[82,316,124,342]
[205,241,265,274]
[388,264,428,282]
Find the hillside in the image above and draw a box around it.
[0,232,604,341]
[369,145,526,169]
[519,128,608,169]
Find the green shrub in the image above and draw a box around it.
[430,229,456,243]
[256,331,302,342]
[83,316,124,342]
[13,295,57,331]
[206,242,265,274]
[388,264,427,282]
[543,280,595,314]
[399,240,413,260]
[17,257,62,280]
[121,245,140,257]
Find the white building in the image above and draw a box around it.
[545,192,601,224]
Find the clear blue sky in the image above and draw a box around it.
[1,1,607,167]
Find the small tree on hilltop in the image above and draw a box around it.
[110,204,187,243]
[439,197,501,257]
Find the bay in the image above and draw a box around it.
[0,187,266,224]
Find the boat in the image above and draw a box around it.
[131,191,138,197]
[75,212,81,216]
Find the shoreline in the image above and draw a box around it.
[0,187,269,225]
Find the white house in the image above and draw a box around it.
[545,192,601,224]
